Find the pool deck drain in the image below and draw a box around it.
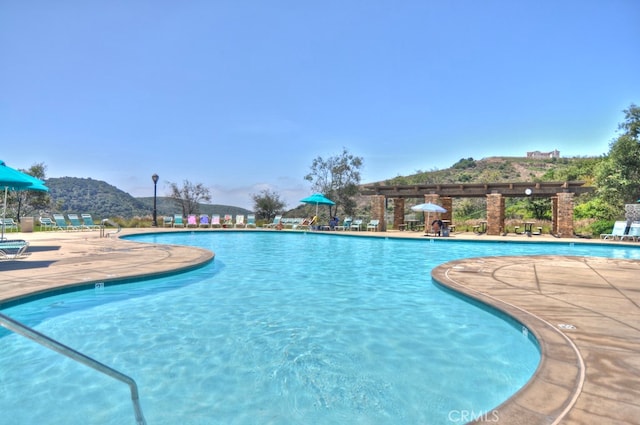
[1,228,639,424]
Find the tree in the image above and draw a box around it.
[304,148,363,216]
[14,162,51,221]
[167,180,211,217]
[595,104,640,217]
[252,189,286,221]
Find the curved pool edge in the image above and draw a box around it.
[0,231,214,306]
[432,255,640,424]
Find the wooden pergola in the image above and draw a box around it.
[360,181,594,237]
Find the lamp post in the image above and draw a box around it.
[152,173,159,227]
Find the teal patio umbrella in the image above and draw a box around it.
[300,193,335,216]
[0,160,49,240]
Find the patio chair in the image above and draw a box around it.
[210,214,222,228]
[162,216,173,227]
[620,222,640,241]
[81,214,101,230]
[264,215,282,229]
[349,219,363,231]
[198,214,210,228]
[39,217,54,231]
[245,214,256,228]
[186,214,198,228]
[67,214,85,230]
[234,215,246,228]
[222,214,233,228]
[0,218,19,233]
[53,214,74,231]
[173,214,185,228]
[0,239,30,260]
[335,217,352,231]
[366,219,380,231]
[600,221,628,240]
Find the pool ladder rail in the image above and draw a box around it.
[0,312,147,425]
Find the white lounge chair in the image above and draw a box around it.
[620,222,640,241]
[235,215,245,228]
[349,219,363,231]
[264,215,282,229]
[600,221,627,240]
[367,219,380,231]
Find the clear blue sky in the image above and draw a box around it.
[2,1,638,210]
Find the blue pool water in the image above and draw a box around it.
[1,233,639,424]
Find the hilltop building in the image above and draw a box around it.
[527,149,560,159]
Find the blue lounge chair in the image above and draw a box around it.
[0,218,19,233]
[0,239,29,260]
[173,214,185,228]
[67,214,85,230]
[39,217,54,231]
[81,214,101,230]
[53,214,75,231]
[245,214,256,228]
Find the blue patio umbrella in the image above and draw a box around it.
[300,193,335,216]
[0,160,49,239]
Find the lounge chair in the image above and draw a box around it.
[67,214,85,230]
[173,214,185,228]
[293,216,316,231]
[0,218,19,233]
[366,219,380,231]
[600,221,628,240]
[199,214,210,228]
[81,214,101,230]
[245,214,256,228]
[235,215,245,228]
[334,217,352,231]
[186,214,198,228]
[349,219,363,231]
[39,217,54,231]
[222,214,233,228]
[210,214,222,228]
[620,222,640,241]
[264,215,282,229]
[0,239,29,260]
[162,216,173,227]
[53,214,74,231]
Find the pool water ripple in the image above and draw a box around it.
[2,232,639,424]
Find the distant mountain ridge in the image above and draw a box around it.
[45,177,251,219]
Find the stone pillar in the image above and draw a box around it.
[551,196,559,235]
[556,192,574,238]
[486,193,504,236]
[440,197,453,223]
[370,195,386,231]
[393,198,405,231]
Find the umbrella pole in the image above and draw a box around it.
[2,186,7,241]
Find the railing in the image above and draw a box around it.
[0,312,147,425]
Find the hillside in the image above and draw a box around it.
[45,177,251,219]
[41,156,600,220]
[380,156,600,186]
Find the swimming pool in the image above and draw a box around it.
[1,233,639,424]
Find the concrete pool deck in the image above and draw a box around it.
[1,228,639,424]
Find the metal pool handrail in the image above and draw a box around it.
[0,312,147,425]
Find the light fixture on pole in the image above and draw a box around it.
[152,173,159,227]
